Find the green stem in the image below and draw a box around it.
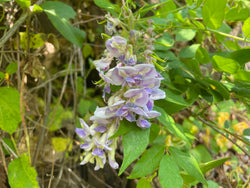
[155,24,250,43]
[10,135,20,157]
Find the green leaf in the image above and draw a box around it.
[169,147,207,185]
[0,72,5,81]
[83,44,94,58]
[205,78,230,100]
[234,70,250,82]
[0,0,11,3]
[2,138,16,155]
[195,47,210,64]
[155,106,190,144]
[179,44,200,59]
[206,180,220,188]
[19,32,46,50]
[41,1,85,47]
[191,145,212,163]
[155,0,176,18]
[6,63,17,74]
[94,0,120,16]
[128,145,165,179]
[8,153,39,188]
[229,47,250,66]
[32,4,43,13]
[159,154,183,188]
[48,104,73,132]
[0,87,21,134]
[78,99,97,117]
[192,19,205,30]
[154,32,174,51]
[149,123,160,143]
[243,17,250,38]
[109,120,136,139]
[15,0,31,8]
[52,137,72,152]
[175,29,196,42]
[200,157,230,174]
[181,157,229,185]
[202,0,227,29]
[136,178,152,188]
[225,7,249,21]
[119,126,150,175]
[212,55,240,74]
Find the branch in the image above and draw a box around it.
[197,116,249,157]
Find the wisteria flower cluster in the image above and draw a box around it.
[75,18,165,170]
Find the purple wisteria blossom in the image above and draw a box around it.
[76,19,165,170]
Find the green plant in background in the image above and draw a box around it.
[0,0,249,187]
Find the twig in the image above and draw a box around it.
[0,142,8,175]
[48,149,55,188]
[88,168,113,188]
[28,69,82,94]
[206,119,250,146]
[20,72,31,163]
[47,52,75,130]
[32,70,52,166]
[73,16,104,25]
[198,116,250,157]
[0,137,18,158]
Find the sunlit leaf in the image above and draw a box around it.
[136,178,152,188]
[159,154,183,188]
[242,17,250,38]
[41,1,85,47]
[94,0,120,16]
[15,0,30,8]
[52,137,73,152]
[0,87,21,134]
[119,126,150,175]
[128,145,165,179]
[155,106,190,144]
[8,154,39,188]
[212,55,240,74]
[169,147,207,185]
[202,0,227,29]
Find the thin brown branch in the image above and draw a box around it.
[48,149,55,188]
[198,116,249,157]
[0,142,8,175]
[20,73,31,163]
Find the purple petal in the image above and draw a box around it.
[80,143,92,151]
[134,90,149,107]
[94,125,107,133]
[135,64,157,77]
[124,88,143,98]
[150,89,166,100]
[125,112,136,122]
[93,57,112,71]
[146,110,161,118]
[141,78,161,89]
[137,119,151,128]
[125,77,135,83]
[92,148,104,158]
[108,157,119,169]
[109,68,124,85]
[75,128,86,137]
[105,36,127,57]
[146,99,154,111]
